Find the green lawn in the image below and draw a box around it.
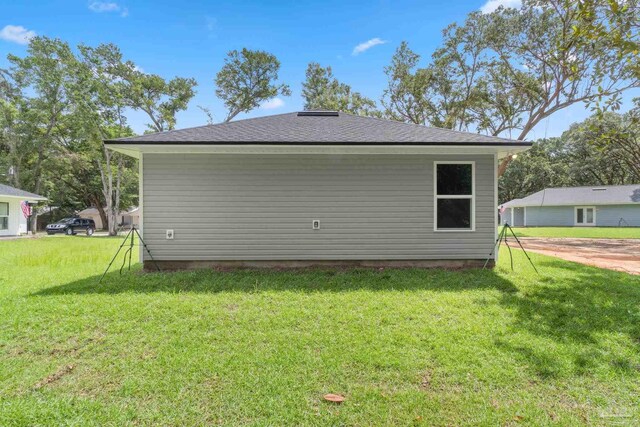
[508,226,640,239]
[1,237,639,426]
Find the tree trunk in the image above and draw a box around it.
[91,194,108,230]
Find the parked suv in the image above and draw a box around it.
[46,217,96,236]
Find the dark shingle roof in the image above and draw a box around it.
[0,183,47,200]
[502,185,640,207]
[106,111,527,145]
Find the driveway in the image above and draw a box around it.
[515,237,640,275]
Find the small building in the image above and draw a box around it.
[77,206,140,230]
[0,183,47,237]
[500,185,640,227]
[106,111,531,269]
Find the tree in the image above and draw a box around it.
[498,138,571,203]
[382,42,440,126]
[383,0,640,175]
[499,109,640,203]
[302,62,380,116]
[5,37,78,230]
[215,48,290,122]
[579,103,640,182]
[125,72,197,133]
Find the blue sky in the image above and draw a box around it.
[1,0,638,139]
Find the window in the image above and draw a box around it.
[0,202,8,230]
[575,206,595,226]
[434,162,474,231]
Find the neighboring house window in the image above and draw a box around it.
[575,206,596,226]
[434,162,475,231]
[0,202,8,230]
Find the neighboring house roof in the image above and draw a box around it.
[105,111,528,146]
[501,185,640,208]
[0,183,47,200]
[78,207,138,216]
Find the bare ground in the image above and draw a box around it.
[514,237,640,275]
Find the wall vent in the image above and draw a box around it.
[592,188,607,191]
[297,111,339,117]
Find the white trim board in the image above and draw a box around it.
[107,143,529,160]
[574,206,596,226]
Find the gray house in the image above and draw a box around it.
[500,185,640,227]
[106,111,530,269]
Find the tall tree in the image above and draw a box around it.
[383,0,640,174]
[125,72,197,133]
[6,37,77,229]
[499,109,640,203]
[215,48,290,122]
[302,62,380,116]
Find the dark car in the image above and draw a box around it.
[46,217,96,236]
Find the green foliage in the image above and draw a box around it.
[0,37,196,233]
[499,138,571,203]
[383,0,640,141]
[499,109,640,203]
[302,62,380,116]
[215,48,290,122]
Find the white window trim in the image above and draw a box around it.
[433,161,475,232]
[0,201,9,231]
[574,206,596,226]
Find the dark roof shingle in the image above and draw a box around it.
[106,111,526,145]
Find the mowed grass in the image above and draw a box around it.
[509,226,640,239]
[1,237,640,426]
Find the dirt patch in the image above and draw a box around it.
[514,237,640,275]
[34,364,75,389]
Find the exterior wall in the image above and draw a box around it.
[500,208,511,225]
[142,153,497,261]
[504,204,640,227]
[595,204,640,226]
[0,197,27,237]
[525,206,575,227]
[512,207,525,226]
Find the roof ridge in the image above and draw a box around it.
[542,184,640,190]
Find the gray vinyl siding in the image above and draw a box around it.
[525,206,574,227]
[595,204,640,226]
[513,207,525,226]
[142,153,496,261]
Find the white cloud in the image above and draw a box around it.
[0,25,36,45]
[352,37,387,56]
[205,16,217,32]
[88,2,128,16]
[261,98,285,110]
[480,0,521,14]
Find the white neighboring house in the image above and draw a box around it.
[0,183,47,237]
[77,206,140,230]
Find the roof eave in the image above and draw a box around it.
[0,194,48,201]
[106,142,532,160]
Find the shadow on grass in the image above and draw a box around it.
[33,266,519,296]
[502,258,640,343]
[30,254,640,380]
[497,258,640,377]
